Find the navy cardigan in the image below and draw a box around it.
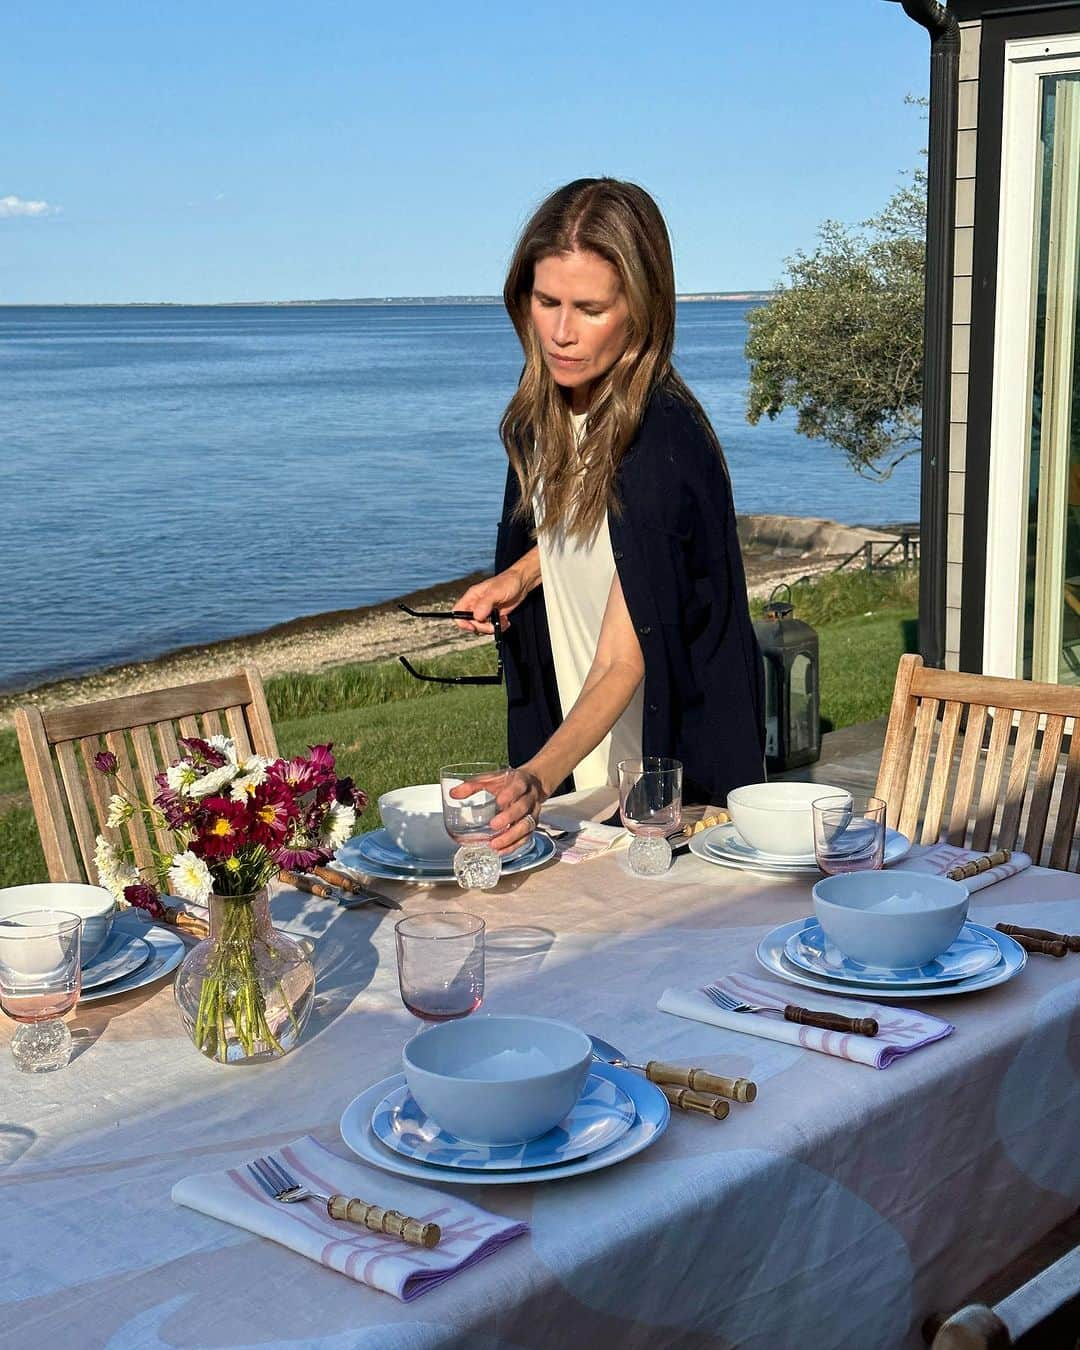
[494,386,766,806]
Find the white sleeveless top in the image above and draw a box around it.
[534,413,644,789]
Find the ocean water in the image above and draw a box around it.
[0,302,920,691]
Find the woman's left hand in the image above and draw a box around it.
[487,766,546,854]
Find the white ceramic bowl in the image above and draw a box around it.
[0,883,115,965]
[727,781,852,857]
[402,1015,593,1144]
[812,871,969,969]
[378,784,455,862]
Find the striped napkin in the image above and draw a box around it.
[173,1135,528,1300]
[893,843,1032,892]
[658,973,954,1069]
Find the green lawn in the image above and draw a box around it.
[0,569,917,888]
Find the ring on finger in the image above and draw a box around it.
[522,812,537,833]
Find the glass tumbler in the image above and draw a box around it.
[0,909,82,1073]
[395,911,486,1022]
[812,795,887,874]
[440,761,511,891]
[618,757,684,875]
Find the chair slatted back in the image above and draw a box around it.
[875,654,1080,870]
[15,667,278,884]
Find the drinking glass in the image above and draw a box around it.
[812,795,887,874]
[618,757,684,875]
[0,910,82,1073]
[440,761,512,891]
[395,912,486,1022]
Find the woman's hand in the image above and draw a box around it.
[450,765,546,854]
[454,547,540,635]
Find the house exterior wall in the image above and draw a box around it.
[947,19,982,672]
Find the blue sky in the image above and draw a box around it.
[1,2,929,304]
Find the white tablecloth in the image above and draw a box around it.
[2,839,1078,1349]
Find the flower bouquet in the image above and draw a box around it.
[93,736,366,1063]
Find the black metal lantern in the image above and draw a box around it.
[753,584,821,772]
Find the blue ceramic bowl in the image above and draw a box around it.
[812,871,968,969]
[402,1015,593,1145]
[0,883,115,965]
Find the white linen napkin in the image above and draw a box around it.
[658,973,954,1069]
[893,842,1032,892]
[172,1135,528,1300]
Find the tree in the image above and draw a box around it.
[745,170,926,479]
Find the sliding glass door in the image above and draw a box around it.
[985,37,1080,681]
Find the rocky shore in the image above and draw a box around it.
[0,516,915,728]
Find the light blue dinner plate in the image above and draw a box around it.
[757,918,1026,999]
[349,828,533,876]
[371,1072,637,1171]
[336,829,556,885]
[695,825,911,875]
[784,918,1003,987]
[340,1061,669,1186]
[78,914,186,1003]
[80,928,152,991]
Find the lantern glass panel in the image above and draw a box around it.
[763,657,780,761]
[789,652,815,754]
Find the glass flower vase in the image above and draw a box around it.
[174,888,314,1065]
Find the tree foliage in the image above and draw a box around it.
[745,172,926,478]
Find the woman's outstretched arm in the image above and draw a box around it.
[485,572,644,850]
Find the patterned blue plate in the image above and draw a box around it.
[80,928,152,991]
[340,1062,669,1186]
[371,1072,637,1171]
[335,830,557,885]
[353,828,533,875]
[784,918,1003,986]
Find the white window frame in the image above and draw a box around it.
[984,34,1080,678]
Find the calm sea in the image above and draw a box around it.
[0,302,920,691]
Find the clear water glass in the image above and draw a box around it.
[0,909,82,1073]
[440,761,511,891]
[618,757,684,876]
[812,795,887,874]
[395,911,486,1022]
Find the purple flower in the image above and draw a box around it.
[123,883,166,921]
[94,750,119,775]
[177,736,227,768]
[275,842,328,871]
[335,777,368,811]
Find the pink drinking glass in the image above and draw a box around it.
[0,909,82,1073]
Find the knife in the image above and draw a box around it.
[322,864,403,911]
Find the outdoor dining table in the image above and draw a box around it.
[3,808,1079,1350]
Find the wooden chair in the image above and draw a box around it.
[15,667,277,885]
[928,1240,1080,1347]
[875,654,1080,871]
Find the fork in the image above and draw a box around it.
[703,985,879,1038]
[246,1154,441,1248]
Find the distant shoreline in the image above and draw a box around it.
[0,293,775,309]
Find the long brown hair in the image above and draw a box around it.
[501,177,718,540]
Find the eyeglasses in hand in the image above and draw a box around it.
[396,603,504,686]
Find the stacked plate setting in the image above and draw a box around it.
[340,1061,669,1185]
[756,917,1027,999]
[79,911,187,1003]
[336,828,556,885]
[690,822,911,875]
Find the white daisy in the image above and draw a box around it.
[319,802,356,852]
[229,756,268,802]
[168,850,213,904]
[207,734,240,764]
[93,835,139,900]
[186,762,238,799]
[105,793,133,828]
[166,761,197,794]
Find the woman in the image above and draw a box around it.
[455,178,765,852]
